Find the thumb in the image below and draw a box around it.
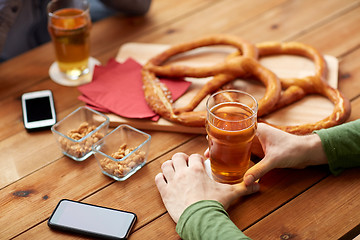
[243,159,273,186]
[223,181,260,209]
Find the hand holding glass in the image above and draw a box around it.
[206,90,258,184]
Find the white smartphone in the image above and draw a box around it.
[21,90,56,131]
[48,199,137,240]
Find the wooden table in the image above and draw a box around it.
[1,0,360,239]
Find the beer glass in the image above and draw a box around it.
[206,90,258,184]
[48,0,91,80]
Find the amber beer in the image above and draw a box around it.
[206,90,258,184]
[48,0,91,80]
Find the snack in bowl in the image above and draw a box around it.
[51,106,110,161]
[141,35,351,135]
[99,143,146,179]
[92,124,151,181]
[59,122,104,158]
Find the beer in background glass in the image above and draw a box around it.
[206,90,258,184]
[48,0,91,80]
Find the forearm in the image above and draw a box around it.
[298,133,328,167]
[315,119,360,175]
[176,200,251,240]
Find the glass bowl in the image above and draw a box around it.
[92,124,151,181]
[51,106,110,161]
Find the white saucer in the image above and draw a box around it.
[49,57,101,86]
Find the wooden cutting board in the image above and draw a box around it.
[106,42,338,134]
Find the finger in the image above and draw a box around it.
[155,172,167,189]
[247,182,260,194]
[171,152,189,169]
[222,181,260,209]
[256,123,270,145]
[243,159,273,186]
[188,153,205,168]
[232,180,260,195]
[161,160,175,181]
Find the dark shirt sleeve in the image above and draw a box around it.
[176,200,251,240]
[99,0,152,15]
[315,119,360,175]
[0,0,22,55]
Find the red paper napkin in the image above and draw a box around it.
[78,58,191,121]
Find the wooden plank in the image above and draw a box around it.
[339,48,360,101]
[0,0,217,189]
[131,0,288,44]
[0,80,82,141]
[131,0,357,45]
[292,7,360,100]
[97,151,330,239]
[0,0,219,101]
[0,131,194,238]
[2,0,360,239]
[349,96,360,121]
[294,4,360,57]
[14,134,330,239]
[106,42,339,133]
[1,0,357,181]
[230,0,359,43]
[130,214,179,240]
[0,0,222,141]
[244,168,360,240]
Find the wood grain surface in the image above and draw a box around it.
[1,0,359,239]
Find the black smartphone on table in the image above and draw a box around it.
[21,90,56,131]
[48,199,137,240]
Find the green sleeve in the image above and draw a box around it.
[176,200,251,240]
[315,119,360,176]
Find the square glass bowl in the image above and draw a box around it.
[92,124,151,181]
[51,106,110,161]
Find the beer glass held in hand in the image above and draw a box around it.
[206,90,258,184]
[48,0,91,80]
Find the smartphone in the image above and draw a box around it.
[21,90,56,131]
[48,199,137,240]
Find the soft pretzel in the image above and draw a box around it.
[254,42,351,134]
[142,35,282,126]
[145,34,258,77]
[141,35,351,135]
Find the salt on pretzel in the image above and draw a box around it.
[254,41,351,134]
[142,35,282,126]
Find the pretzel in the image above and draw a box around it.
[142,35,282,126]
[141,35,350,135]
[254,41,351,134]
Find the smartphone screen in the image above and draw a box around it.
[48,199,137,240]
[21,90,56,130]
[25,96,53,122]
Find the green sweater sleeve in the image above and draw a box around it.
[315,119,360,176]
[176,200,251,240]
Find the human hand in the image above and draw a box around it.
[243,123,328,186]
[155,152,260,223]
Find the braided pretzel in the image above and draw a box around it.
[254,42,351,134]
[142,35,282,126]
